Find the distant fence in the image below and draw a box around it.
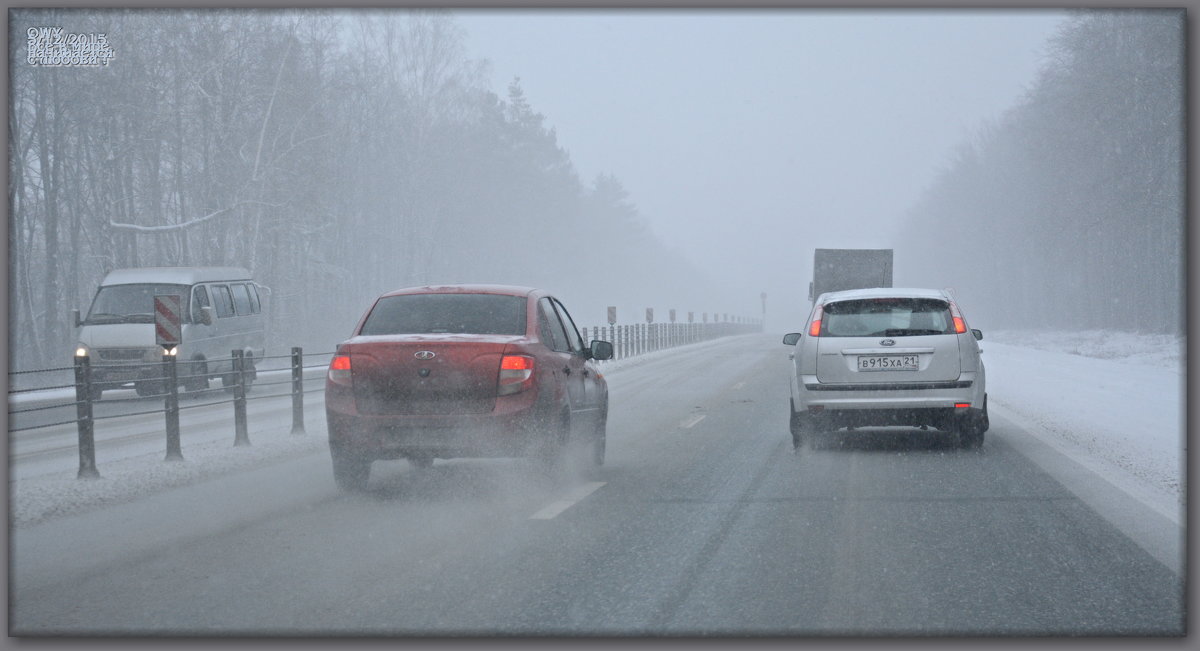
[7,318,762,480]
[581,319,761,359]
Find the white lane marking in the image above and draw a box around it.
[530,481,606,520]
[732,381,745,390]
[681,414,706,429]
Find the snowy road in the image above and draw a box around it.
[8,333,1184,635]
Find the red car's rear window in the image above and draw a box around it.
[359,293,527,336]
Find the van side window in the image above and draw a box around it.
[231,283,253,316]
[247,284,261,314]
[192,286,210,323]
[213,284,235,318]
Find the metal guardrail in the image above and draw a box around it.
[8,319,763,480]
[580,320,760,359]
[10,347,335,479]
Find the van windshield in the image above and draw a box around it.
[85,284,191,325]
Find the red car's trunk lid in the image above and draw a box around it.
[345,335,519,415]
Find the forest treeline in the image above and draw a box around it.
[896,9,1184,335]
[9,9,713,371]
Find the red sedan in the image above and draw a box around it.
[325,284,613,491]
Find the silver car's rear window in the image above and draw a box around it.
[822,298,953,337]
[360,294,527,336]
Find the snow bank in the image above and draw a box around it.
[984,329,1185,506]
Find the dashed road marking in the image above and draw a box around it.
[530,481,606,520]
[732,381,745,390]
[681,414,706,429]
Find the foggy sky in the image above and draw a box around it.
[454,9,1068,329]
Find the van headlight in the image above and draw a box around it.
[74,344,90,359]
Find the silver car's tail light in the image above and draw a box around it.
[808,303,824,337]
[948,301,967,334]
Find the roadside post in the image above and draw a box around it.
[155,295,183,461]
[646,308,654,353]
[162,348,182,461]
[232,350,250,446]
[291,347,305,434]
[73,348,100,479]
[761,292,767,332]
[607,307,617,359]
[669,309,676,347]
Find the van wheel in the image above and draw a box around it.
[408,455,434,469]
[221,356,256,393]
[135,381,162,398]
[185,359,208,393]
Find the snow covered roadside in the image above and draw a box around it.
[11,420,331,527]
[983,330,1186,515]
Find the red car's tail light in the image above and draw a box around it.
[948,300,967,334]
[498,355,535,396]
[329,354,352,385]
[809,303,824,337]
[955,403,971,409]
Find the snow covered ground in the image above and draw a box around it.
[984,329,1185,514]
[9,330,1186,532]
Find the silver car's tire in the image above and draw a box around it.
[958,410,986,449]
[790,399,815,450]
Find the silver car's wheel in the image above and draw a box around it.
[958,411,986,449]
[789,399,813,450]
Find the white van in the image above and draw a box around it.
[73,267,267,399]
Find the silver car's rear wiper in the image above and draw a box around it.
[884,328,946,337]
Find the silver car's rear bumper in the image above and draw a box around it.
[796,371,981,411]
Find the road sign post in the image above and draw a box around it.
[233,350,250,447]
[291,347,305,434]
[163,349,183,461]
[73,352,100,479]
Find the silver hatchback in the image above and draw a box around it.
[782,287,988,448]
